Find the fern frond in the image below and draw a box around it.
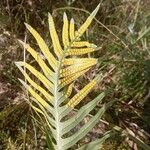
[16,4,114,150]
[65,83,74,98]
[16,65,52,101]
[62,12,69,48]
[67,75,101,108]
[62,92,105,134]
[15,62,53,91]
[77,131,114,150]
[19,79,54,113]
[60,61,96,77]
[67,47,96,56]
[25,23,57,69]
[62,104,106,150]
[62,58,96,66]
[59,68,89,87]
[48,13,63,58]
[75,4,100,38]
[71,41,97,48]
[18,40,54,79]
[69,18,75,41]
[30,98,56,128]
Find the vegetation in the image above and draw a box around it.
[0,0,150,149]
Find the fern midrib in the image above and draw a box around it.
[54,36,85,149]
[54,64,61,150]
[54,54,66,150]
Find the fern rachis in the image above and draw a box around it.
[16,4,114,150]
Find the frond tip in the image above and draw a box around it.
[48,12,63,59]
[62,12,69,48]
[69,18,75,41]
[75,3,100,38]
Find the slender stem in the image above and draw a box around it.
[54,64,62,150]
[54,56,65,150]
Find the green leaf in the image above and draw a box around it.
[62,92,105,135]
[62,101,115,150]
[77,131,114,150]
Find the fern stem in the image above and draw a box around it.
[54,69,62,150]
[54,57,65,149]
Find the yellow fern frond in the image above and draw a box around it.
[30,103,55,130]
[75,4,100,38]
[16,62,53,90]
[17,66,52,101]
[25,23,57,69]
[62,12,69,49]
[18,40,54,78]
[67,75,101,108]
[24,74,52,101]
[62,58,97,66]
[71,41,97,48]
[60,68,89,87]
[69,18,75,41]
[67,79,96,108]
[66,47,96,56]
[19,79,52,110]
[48,13,63,59]
[60,61,96,77]
[65,83,74,97]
